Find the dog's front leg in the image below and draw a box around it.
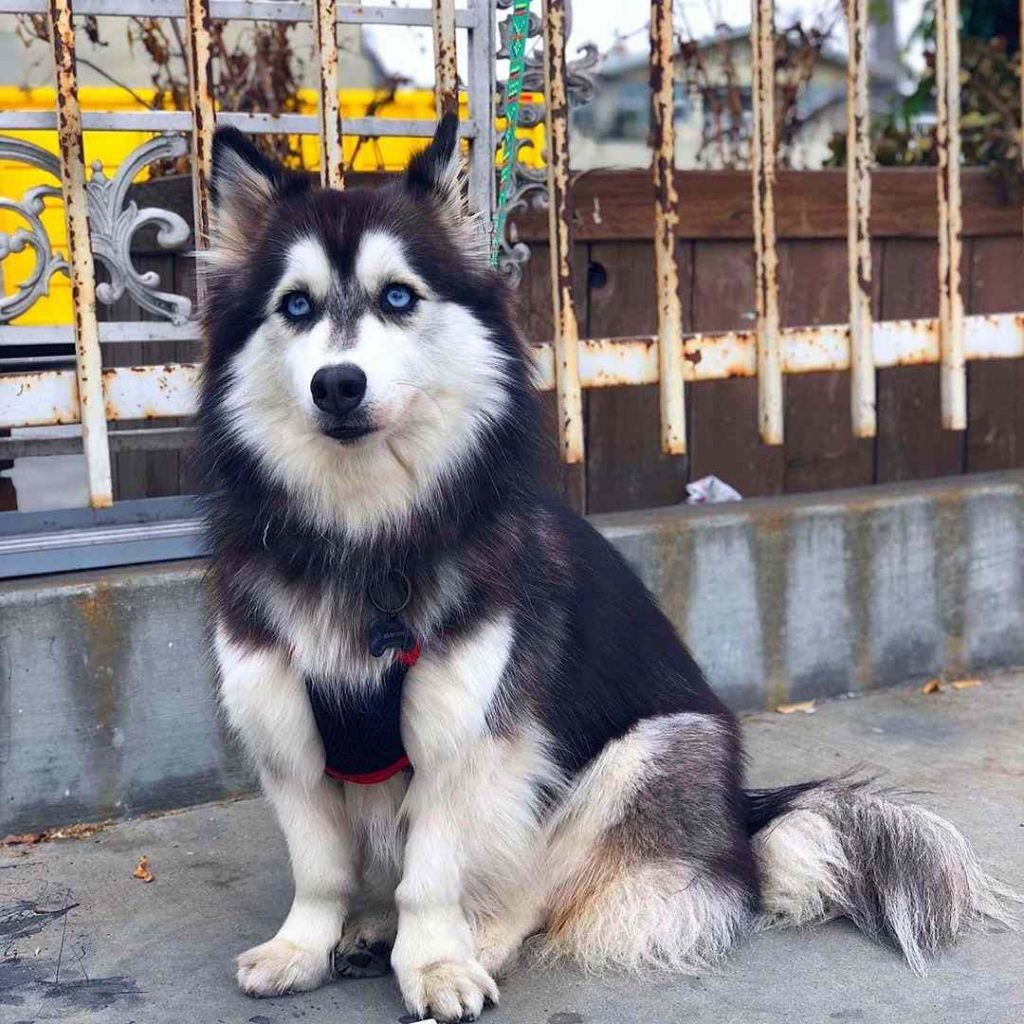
[216,629,357,996]
[391,619,515,1022]
[391,767,499,1021]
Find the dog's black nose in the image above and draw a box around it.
[310,364,367,418]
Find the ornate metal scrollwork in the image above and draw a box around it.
[0,140,67,323]
[88,135,192,324]
[494,0,598,287]
[0,134,193,325]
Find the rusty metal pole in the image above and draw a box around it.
[750,0,783,445]
[935,0,966,430]
[846,0,875,437]
[314,0,345,189]
[46,0,112,508]
[542,0,584,464]
[432,0,458,119]
[649,0,686,455]
[184,0,215,260]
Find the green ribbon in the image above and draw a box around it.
[491,0,532,267]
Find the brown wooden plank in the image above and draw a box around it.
[513,168,1023,243]
[965,235,1024,472]
[138,254,181,498]
[0,441,15,511]
[140,169,1021,244]
[514,242,588,511]
[584,240,690,513]
[778,239,876,493]
[875,237,966,482]
[688,240,784,497]
[0,475,15,511]
[96,268,144,501]
[96,252,194,501]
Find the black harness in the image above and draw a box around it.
[305,574,420,785]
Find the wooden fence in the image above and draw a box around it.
[4,166,1018,517]
[517,168,1024,513]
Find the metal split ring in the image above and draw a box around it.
[368,568,412,615]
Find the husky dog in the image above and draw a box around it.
[199,115,1014,1022]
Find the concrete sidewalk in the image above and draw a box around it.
[3,676,1022,1024]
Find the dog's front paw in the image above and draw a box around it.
[334,908,397,978]
[397,957,499,1023]
[236,937,333,996]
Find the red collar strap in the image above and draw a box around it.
[325,755,411,785]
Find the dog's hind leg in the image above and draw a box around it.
[336,779,406,978]
[473,894,546,978]
[541,711,758,972]
[335,883,399,978]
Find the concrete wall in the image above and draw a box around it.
[4,472,1024,832]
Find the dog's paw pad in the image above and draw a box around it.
[334,943,391,978]
[236,937,332,996]
[401,958,499,1023]
[335,911,396,978]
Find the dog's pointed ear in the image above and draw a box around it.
[208,128,286,263]
[404,114,489,265]
[405,112,462,213]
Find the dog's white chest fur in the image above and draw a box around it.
[259,578,383,684]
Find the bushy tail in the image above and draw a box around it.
[746,779,1019,972]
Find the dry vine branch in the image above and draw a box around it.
[674,0,842,169]
[17,14,310,175]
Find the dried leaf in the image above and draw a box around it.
[132,855,155,883]
[921,677,943,695]
[1,821,105,847]
[2,832,45,847]
[952,678,982,690]
[48,822,102,841]
[776,700,816,715]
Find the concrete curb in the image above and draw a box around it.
[4,471,1023,831]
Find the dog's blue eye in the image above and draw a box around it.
[283,291,313,320]
[381,283,415,313]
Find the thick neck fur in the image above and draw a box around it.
[198,319,542,652]
[203,389,537,580]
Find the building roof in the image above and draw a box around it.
[596,24,852,80]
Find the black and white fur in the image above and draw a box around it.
[199,116,1016,1021]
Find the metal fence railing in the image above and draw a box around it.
[1,0,1023,570]
[525,0,1020,464]
[0,0,493,519]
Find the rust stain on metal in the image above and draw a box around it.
[432,0,458,119]
[751,0,783,445]
[315,0,345,190]
[98,363,201,421]
[934,0,966,430]
[542,0,584,464]
[12,309,1007,431]
[47,0,113,508]
[536,313,1008,393]
[184,0,216,257]
[649,0,686,455]
[846,0,875,437]
[578,337,657,387]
